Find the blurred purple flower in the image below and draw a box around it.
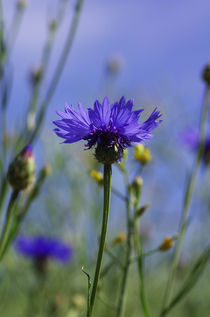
[15,236,73,263]
[53,96,161,164]
[183,129,210,164]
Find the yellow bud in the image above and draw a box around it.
[17,0,27,10]
[72,294,86,309]
[159,236,174,251]
[41,164,52,177]
[112,232,126,246]
[135,202,151,217]
[90,170,103,185]
[134,144,152,165]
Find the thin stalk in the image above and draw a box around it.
[0,174,8,214]
[88,164,112,317]
[7,3,26,55]
[28,0,84,144]
[134,215,151,317]
[112,186,127,201]
[17,0,68,147]
[160,86,210,315]
[0,189,19,260]
[116,172,132,317]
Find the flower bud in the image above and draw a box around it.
[135,202,151,217]
[49,19,57,32]
[7,145,35,190]
[95,143,122,165]
[90,170,103,186]
[106,54,124,75]
[72,294,86,309]
[17,0,27,10]
[159,236,174,251]
[134,144,152,165]
[112,232,126,246]
[202,62,210,86]
[130,176,143,203]
[30,65,43,85]
[40,164,52,178]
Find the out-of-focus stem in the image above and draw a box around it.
[0,189,19,261]
[28,0,84,145]
[16,0,68,147]
[7,3,26,55]
[88,164,112,317]
[134,215,151,317]
[0,176,8,214]
[116,172,132,317]
[160,87,210,315]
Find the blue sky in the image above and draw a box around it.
[4,0,210,116]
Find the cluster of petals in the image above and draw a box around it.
[15,235,73,263]
[53,97,162,154]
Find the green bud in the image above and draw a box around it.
[7,145,35,190]
[30,65,43,85]
[130,176,143,204]
[135,202,150,217]
[95,143,122,165]
[49,19,57,32]
[202,62,210,86]
[17,0,27,10]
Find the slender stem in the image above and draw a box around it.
[88,164,112,317]
[7,4,26,55]
[112,186,127,201]
[0,175,8,215]
[0,189,19,260]
[160,86,210,315]
[28,0,84,144]
[116,173,132,317]
[134,215,151,317]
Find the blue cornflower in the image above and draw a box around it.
[53,97,162,164]
[15,235,73,263]
[183,129,210,165]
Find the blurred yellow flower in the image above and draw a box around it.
[134,144,152,165]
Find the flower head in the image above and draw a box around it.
[53,97,162,164]
[15,235,73,263]
[7,144,35,190]
[182,129,210,165]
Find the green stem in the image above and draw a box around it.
[116,173,132,317]
[88,164,112,317]
[28,0,84,144]
[160,86,210,315]
[134,216,151,317]
[0,189,19,260]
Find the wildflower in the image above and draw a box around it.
[106,54,125,75]
[182,129,210,165]
[112,232,126,245]
[159,236,174,251]
[130,176,143,203]
[134,144,152,165]
[7,145,35,191]
[15,236,73,272]
[90,170,103,185]
[53,97,162,164]
[135,202,151,217]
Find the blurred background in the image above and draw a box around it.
[1,0,210,316]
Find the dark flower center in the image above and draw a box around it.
[83,126,130,164]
